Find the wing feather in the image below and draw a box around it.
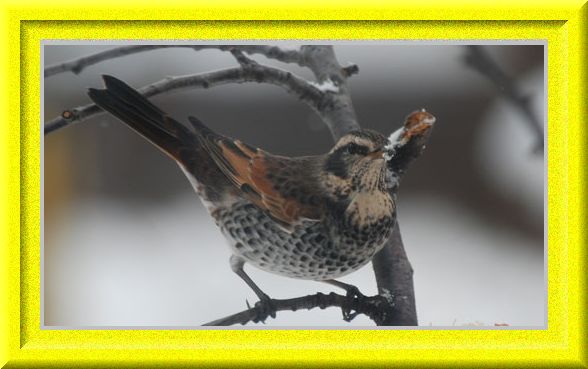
[199,137,322,228]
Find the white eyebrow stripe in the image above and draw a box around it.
[332,134,379,153]
[352,137,372,147]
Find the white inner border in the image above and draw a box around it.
[40,39,548,330]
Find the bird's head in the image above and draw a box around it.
[324,129,389,194]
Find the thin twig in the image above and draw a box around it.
[203,292,393,326]
[229,48,259,67]
[227,45,304,65]
[464,45,544,153]
[45,45,185,77]
[44,45,305,78]
[44,64,325,135]
[342,63,360,78]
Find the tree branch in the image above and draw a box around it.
[371,222,417,325]
[464,45,544,153]
[44,64,325,135]
[298,46,361,139]
[228,45,305,65]
[44,45,306,78]
[45,45,184,77]
[202,291,393,326]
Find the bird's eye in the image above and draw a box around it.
[343,143,368,156]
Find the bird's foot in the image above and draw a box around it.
[340,284,366,322]
[246,294,277,323]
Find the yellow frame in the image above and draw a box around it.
[1,2,587,367]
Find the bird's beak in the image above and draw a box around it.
[368,150,384,159]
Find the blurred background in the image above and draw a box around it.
[43,44,545,327]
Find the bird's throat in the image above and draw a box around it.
[345,191,394,226]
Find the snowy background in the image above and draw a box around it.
[43,44,545,327]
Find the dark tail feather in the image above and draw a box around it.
[88,75,194,161]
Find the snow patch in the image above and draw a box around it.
[380,288,394,304]
[309,79,340,93]
[383,127,405,160]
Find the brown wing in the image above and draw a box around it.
[193,126,322,228]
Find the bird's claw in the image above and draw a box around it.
[340,285,365,322]
[251,295,277,323]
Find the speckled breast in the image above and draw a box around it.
[212,201,394,281]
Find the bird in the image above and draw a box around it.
[87,75,435,321]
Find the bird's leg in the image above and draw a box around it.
[323,279,362,296]
[230,255,269,301]
[323,279,365,322]
[230,255,276,322]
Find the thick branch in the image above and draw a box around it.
[371,222,417,325]
[367,109,435,325]
[44,45,305,78]
[203,292,393,326]
[464,45,544,153]
[45,64,325,135]
[299,46,361,141]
